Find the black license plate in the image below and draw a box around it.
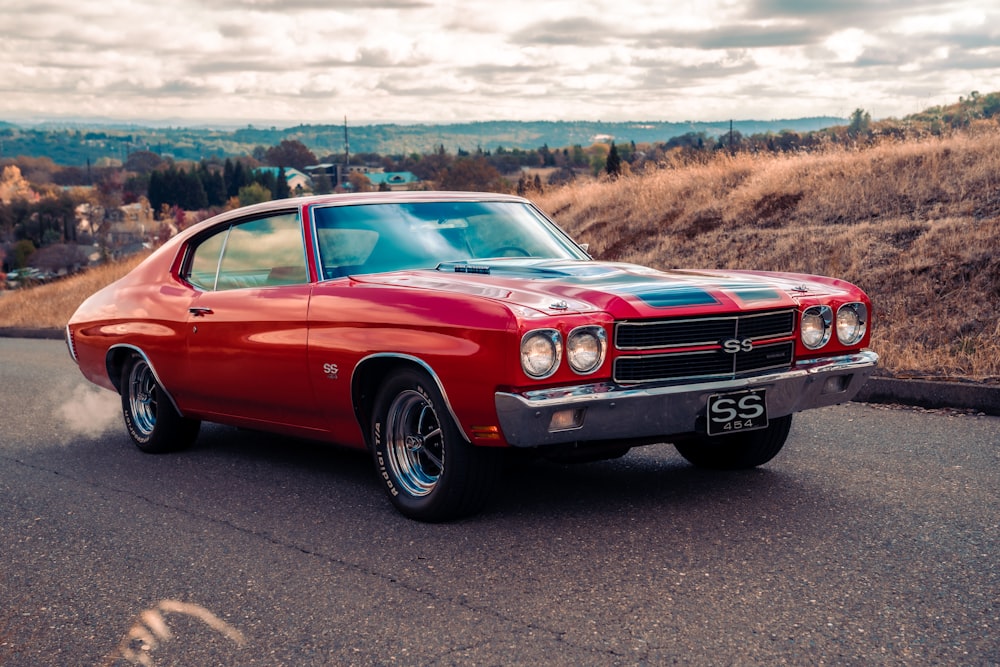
[706,390,768,436]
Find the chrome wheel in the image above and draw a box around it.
[371,368,501,521]
[126,359,158,438]
[383,389,444,497]
[120,353,200,453]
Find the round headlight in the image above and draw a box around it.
[837,303,867,345]
[521,329,561,378]
[801,305,833,350]
[566,326,607,374]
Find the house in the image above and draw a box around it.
[253,167,313,194]
[364,171,421,191]
[305,163,385,187]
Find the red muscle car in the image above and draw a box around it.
[67,192,878,521]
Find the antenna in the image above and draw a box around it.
[344,116,350,167]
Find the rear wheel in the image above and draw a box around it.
[371,368,500,521]
[121,354,200,453]
[673,415,792,470]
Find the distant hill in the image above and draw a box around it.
[0,117,845,166]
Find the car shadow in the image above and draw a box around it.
[491,445,793,515]
[58,426,843,529]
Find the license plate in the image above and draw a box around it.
[706,390,768,436]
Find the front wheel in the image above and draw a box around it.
[673,415,792,470]
[371,369,500,521]
[121,354,200,453]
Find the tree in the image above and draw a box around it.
[347,172,373,193]
[124,150,163,174]
[11,239,36,269]
[275,167,290,199]
[411,144,453,182]
[199,163,227,207]
[264,140,317,171]
[605,142,622,179]
[0,165,35,203]
[30,243,88,274]
[225,160,252,198]
[438,156,503,192]
[848,108,872,139]
[238,182,271,207]
[312,171,334,195]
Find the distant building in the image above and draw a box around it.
[305,165,422,190]
[365,172,421,191]
[254,167,313,193]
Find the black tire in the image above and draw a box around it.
[120,354,200,453]
[673,415,792,470]
[371,368,501,521]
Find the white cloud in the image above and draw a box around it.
[0,0,998,124]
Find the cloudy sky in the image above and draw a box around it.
[2,0,999,127]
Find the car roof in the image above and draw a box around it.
[233,190,528,215]
[181,191,535,238]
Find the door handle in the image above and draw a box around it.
[188,307,214,317]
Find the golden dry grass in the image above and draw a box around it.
[537,127,1000,381]
[0,253,148,329]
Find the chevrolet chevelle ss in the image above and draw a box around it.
[67,192,877,521]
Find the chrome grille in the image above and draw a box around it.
[615,309,795,350]
[613,310,796,383]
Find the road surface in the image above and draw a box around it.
[1,338,997,665]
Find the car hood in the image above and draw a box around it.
[351,259,851,318]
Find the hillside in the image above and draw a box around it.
[0,117,843,166]
[535,124,1000,381]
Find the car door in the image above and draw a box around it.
[175,210,324,434]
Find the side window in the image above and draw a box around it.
[187,229,226,290]
[184,212,307,290]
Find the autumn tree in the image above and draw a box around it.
[124,150,164,174]
[0,165,35,203]
[264,140,317,171]
[347,172,373,193]
[438,156,503,191]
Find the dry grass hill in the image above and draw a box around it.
[536,127,1000,381]
[2,125,998,381]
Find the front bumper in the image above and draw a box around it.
[494,350,879,447]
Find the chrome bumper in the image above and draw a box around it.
[494,350,879,447]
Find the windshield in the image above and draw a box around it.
[312,200,588,279]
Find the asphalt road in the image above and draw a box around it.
[1,338,998,666]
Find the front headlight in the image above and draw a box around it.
[566,326,607,374]
[801,305,833,349]
[521,329,562,379]
[837,302,868,345]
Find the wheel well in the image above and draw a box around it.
[352,356,458,449]
[352,357,410,446]
[105,347,136,394]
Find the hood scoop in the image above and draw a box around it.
[451,263,491,275]
[438,259,631,280]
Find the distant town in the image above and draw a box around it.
[3,90,997,283]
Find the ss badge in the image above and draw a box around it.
[322,363,339,380]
